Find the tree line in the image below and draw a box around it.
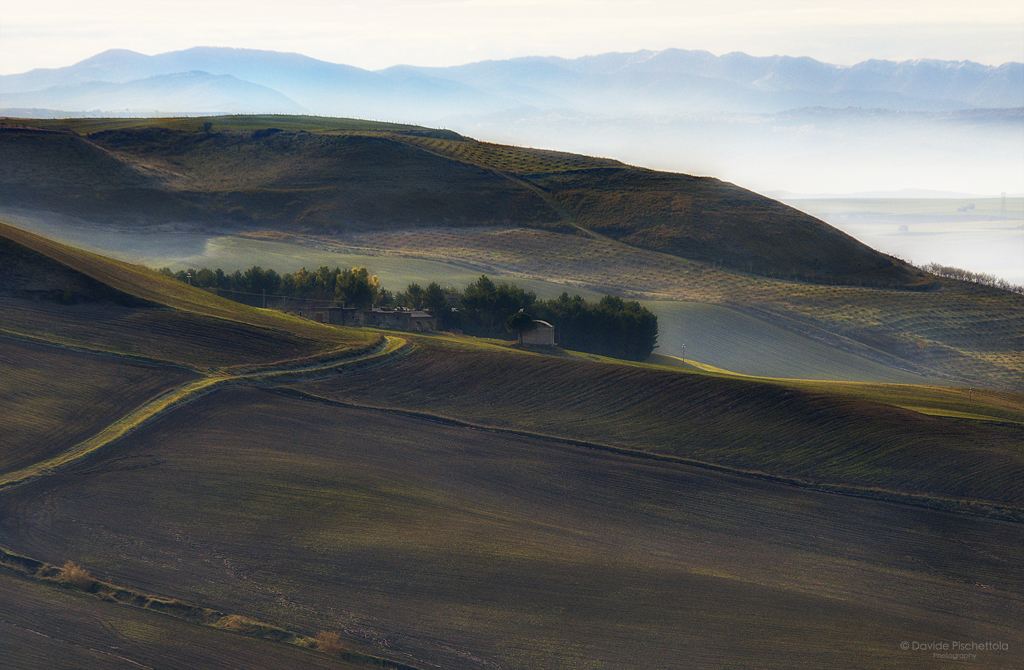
[163,266,658,361]
[920,262,1023,294]
[159,265,382,308]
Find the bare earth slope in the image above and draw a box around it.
[287,336,1024,508]
[0,386,1019,669]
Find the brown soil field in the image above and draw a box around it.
[0,337,198,474]
[0,571,367,669]
[0,297,359,370]
[0,387,1020,669]
[287,337,1024,509]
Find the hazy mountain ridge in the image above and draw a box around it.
[0,71,307,115]
[5,46,1021,195]
[3,46,1021,118]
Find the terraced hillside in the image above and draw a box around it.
[0,115,926,286]
[1,227,1022,669]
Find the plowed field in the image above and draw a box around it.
[1,387,1019,669]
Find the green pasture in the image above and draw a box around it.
[84,232,967,385]
[647,300,941,384]
[5,213,1022,390]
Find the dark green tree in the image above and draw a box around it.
[505,310,536,344]
[405,282,424,309]
[335,267,377,309]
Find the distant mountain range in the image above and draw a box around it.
[2,47,1022,195]
[2,47,1021,120]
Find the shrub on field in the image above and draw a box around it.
[315,630,349,655]
[60,561,96,591]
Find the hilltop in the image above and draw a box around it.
[5,47,1020,196]
[0,115,928,288]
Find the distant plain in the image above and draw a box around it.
[784,197,1024,287]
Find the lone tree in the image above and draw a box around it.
[505,309,536,344]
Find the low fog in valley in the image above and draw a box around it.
[3,47,1022,284]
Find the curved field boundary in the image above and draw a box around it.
[0,335,411,490]
[0,329,204,373]
[271,386,1024,524]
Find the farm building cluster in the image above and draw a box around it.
[296,306,437,332]
[295,305,556,345]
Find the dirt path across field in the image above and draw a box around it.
[0,334,412,490]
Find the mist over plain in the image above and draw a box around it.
[3,47,1022,282]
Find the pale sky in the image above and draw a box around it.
[1,0,1023,75]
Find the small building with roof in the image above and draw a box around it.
[521,319,555,346]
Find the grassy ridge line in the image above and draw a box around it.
[5,114,437,136]
[0,548,422,670]
[653,355,1024,425]
[0,221,373,348]
[393,134,625,176]
[268,385,1024,523]
[0,336,408,490]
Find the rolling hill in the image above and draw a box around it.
[2,115,1021,394]
[0,220,380,368]
[0,116,927,288]
[0,221,1022,669]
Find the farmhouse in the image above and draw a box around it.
[522,319,556,346]
[296,306,436,332]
